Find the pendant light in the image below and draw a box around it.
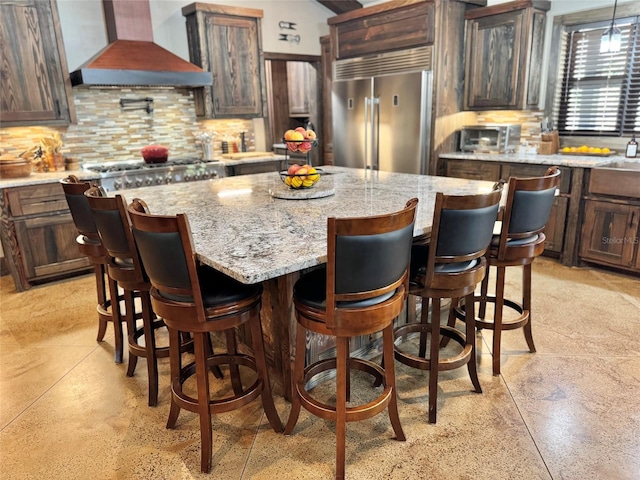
[600,0,622,53]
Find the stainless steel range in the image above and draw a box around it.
[83,159,225,191]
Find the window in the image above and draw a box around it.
[554,16,640,137]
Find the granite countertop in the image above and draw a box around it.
[216,154,287,167]
[439,151,631,168]
[118,166,498,284]
[0,169,100,189]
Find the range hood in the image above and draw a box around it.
[70,0,212,87]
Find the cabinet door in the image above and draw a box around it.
[206,15,262,117]
[543,196,568,254]
[287,62,310,117]
[0,0,71,124]
[445,159,501,182]
[464,10,525,110]
[580,200,638,268]
[14,213,90,280]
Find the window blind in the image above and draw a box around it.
[555,17,640,137]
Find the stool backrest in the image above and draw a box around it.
[60,175,100,241]
[423,185,503,286]
[326,198,418,330]
[85,186,146,283]
[127,199,206,320]
[497,166,561,257]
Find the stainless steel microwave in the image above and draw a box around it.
[460,125,522,153]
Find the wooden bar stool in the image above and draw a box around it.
[60,175,124,363]
[394,186,502,424]
[85,186,194,407]
[284,198,418,480]
[127,198,282,474]
[457,167,561,375]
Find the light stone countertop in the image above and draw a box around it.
[0,169,100,189]
[439,151,631,168]
[118,166,498,284]
[215,154,287,167]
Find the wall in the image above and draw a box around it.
[57,0,333,71]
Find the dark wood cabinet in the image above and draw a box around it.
[320,35,333,166]
[183,3,265,118]
[463,0,549,110]
[1,182,90,291]
[287,62,312,117]
[0,0,75,125]
[580,200,640,271]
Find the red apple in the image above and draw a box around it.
[295,126,307,135]
[287,163,302,175]
[286,141,298,152]
[298,141,312,153]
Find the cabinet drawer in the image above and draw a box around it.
[501,163,571,194]
[6,183,67,216]
[446,159,501,182]
[334,2,434,59]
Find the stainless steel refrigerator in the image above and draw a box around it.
[332,46,433,174]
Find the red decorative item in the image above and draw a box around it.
[141,145,169,164]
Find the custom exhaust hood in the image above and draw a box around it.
[70,0,211,87]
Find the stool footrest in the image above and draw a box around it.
[296,357,392,423]
[393,323,472,371]
[455,296,529,331]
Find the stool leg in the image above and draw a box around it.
[166,327,183,429]
[439,298,458,348]
[225,329,244,396]
[193,332,213,474]
[107,275,124,364]
[95,264,109,342]
[203,334,224,380]
[464,293,482,393]
[141,292,159,407]
[492,266,506,376]
[478,266,490,322]
[522,263,536,353]
[382,323,405,441]
[428,298,441,424]
[346,341,351,403]
[336,336,348,480]
[249,309,283,433]
[284,321,307,435]
[124,290,138,377]
[418,297,429,358]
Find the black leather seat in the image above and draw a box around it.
[457,166,561,375]
[60,175,124,363]
[394,186,503,423]
[127,198,282,474]
[284,198,418,480]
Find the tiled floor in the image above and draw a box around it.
[1,258,639,479]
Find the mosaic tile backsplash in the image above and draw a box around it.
[0,87,255,164]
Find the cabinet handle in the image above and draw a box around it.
[215,98,219,111]
[631,211,636,228]
[55,100,61,117]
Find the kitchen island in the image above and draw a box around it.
[116,166,498,398]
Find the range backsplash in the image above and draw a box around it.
[0,87,255,164]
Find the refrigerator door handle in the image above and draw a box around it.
[371,96,380,170]
[364,96,371,170]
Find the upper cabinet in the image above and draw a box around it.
[0,0,75,126]
[463,0,550,110]
[287,62,313,118]
[183,3,265,118]
[328,1,434,59]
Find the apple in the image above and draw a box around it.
[286,142,298,152]
[305,130,316,140]
[295,126,307,135]
[298,141,312,153]
[284,129,296,141]
[296,167,308,179]
[287,163,302,175]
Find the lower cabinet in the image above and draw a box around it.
[1,182,90,291]
[580,199,640,272]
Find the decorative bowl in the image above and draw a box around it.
[0,155,32,178]
[141,145,169,164]
[279,168,321,189]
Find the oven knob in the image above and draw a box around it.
[165,176,172,184]
[184,173,191,181]
[194,172,201,180]
[113,180,122,190]
[155,176,163,185]
[124,179,132,189]
[202,172,210,179]
[135,179,143,187]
